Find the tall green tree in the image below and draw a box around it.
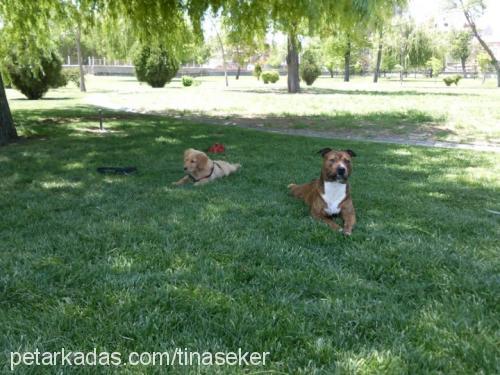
[407,27,433,71]
[265,2,315,93]
[449,30,472,76]
[477,52,492,83]
[318,0,406,83]
[224,19,264,80]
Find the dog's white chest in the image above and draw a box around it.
[321,182,347,215]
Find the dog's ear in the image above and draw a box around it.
[317,148,333,157]
[196,153,209,170]
[344,149,356,157]
[184,148,194,158]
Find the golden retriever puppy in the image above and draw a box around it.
[173,148,241,186]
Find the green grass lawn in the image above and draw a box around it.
[8,73,499,145]
[1,98,499,373]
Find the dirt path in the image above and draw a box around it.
[86,94,500,153]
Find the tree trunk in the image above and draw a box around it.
[76,24,86,92]
[212,18,228,87]
[461,4,499,87]
[329,69,334,78]
[461,57,466,78]
[236,65,240,80]
[344,40,351,82]
[286,32,300,93]
[0,72,17,146]
[373,31,383,83]
[223,60,228,87]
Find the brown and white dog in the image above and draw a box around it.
[173,148,241,186]
[288,148,356,235]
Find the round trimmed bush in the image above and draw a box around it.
[182,76,194,87]
[443,75,462,86]
[63,68,82,88]
[133,45,179,88]
[261,71,279,84]
[7,52,66,99]
[300,50,321,86]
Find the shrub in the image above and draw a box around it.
[182,76,194,87]
[254,64,262,80]
[443,75,462,86]
[261,71,279,84]
[300,50,322,86]
[443,77,454,86]
[133,45,179,88]
[426,57,443,77]
[7,52,66,99]
[63,68,82,87]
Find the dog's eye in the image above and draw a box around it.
[191,160,195,163]
[344,159,350,164]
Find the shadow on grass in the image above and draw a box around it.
[10,104,452,142]
[163,108,450,140]
[226,86,478,97]
[1,106,499,373]
[10,97,76,101]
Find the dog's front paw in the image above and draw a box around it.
[342,229,352,236]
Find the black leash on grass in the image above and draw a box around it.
[97,167,137,175]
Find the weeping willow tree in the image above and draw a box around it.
[317,0,407,83]
[219,0,408,93]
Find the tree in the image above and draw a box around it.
[75,24,86,92]
[318,0,406,83]
[208,16,229,87]
[373,29,384,82]
[320,37,343,77]
[224,18,264,80]
[266,40,287,68]
[370,4,406,83]
[7,50,66,99]
[449,0,500,87]
[180,42,211,66]
[0,72,16,145]
[407,27,433,72]
[426,56,444,78]
[477,52,492,83]
[449,30,472,76]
